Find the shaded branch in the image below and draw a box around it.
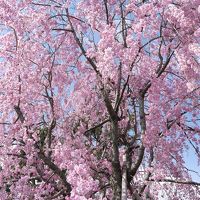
[84,118,110,136]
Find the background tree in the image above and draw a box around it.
[0,0,199,199]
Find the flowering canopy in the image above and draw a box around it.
[0,0,199,199]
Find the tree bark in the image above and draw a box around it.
[111,120,122,200]
[121,147,127,200]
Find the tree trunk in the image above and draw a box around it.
[121,147,127,200]
[111,120,122,200]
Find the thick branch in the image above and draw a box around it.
[38,151,71,195]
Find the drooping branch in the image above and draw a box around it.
[148,179,200,186]
[66,9,100,76]
[8,26,18,51]
[103,0,109,25]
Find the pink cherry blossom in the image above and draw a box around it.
[0,0,199,199]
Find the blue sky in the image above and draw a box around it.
[184,146,200,182]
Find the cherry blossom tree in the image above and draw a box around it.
[0,0,199,199]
